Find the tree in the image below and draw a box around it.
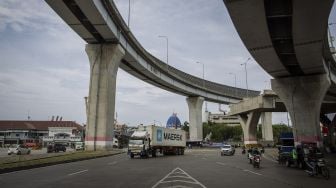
[272,124,293,144]
[202,122,243,142]
[182,121,189,132]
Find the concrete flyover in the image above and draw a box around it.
[45,0,260,150]
[224,0,336,147]
[228,90,286,146]
[229,89,336,146]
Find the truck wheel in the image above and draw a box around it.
[130,153,134,158]
[177,148,181,155]
[152,150,157,157]
[181,149,184,155]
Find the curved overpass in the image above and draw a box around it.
[223,0,336,146]
[46,0,259,104]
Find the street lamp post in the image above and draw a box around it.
[196,62,205,89]
[241,58,251,97]
[158,36,169,72]
[128,0,131,28]
[196,61,207,111]
[229,72,237,96]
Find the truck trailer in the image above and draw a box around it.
[128,125,186,158]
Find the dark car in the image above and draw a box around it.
[47,143,66,153]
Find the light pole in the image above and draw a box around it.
[196,62,205,89]
[229,72,237,96]
[158,35,169,72]
[196,61,207,111]
[241,58,251,97]
[128,0,131,28]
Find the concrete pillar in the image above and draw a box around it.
[85,44,125,151]
[261,112,274,145]
[239,111,261,145]
[186,97,204,142]
[272,74,330,147]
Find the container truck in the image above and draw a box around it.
[128,125,186,158]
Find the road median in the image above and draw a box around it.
[0,150,125,174]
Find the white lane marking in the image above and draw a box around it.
[68,169,88,176]
[202,157,207,160]
[108,161,117,165]
[160,180,202,184]
[243,169,262,176]
[216,162,226,166]
[152,167,207,188]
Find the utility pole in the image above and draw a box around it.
[241,58,251,97]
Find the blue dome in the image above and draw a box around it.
[166,113,182,128]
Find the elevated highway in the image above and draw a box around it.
[224,0,336,146]
[46,0,260,150]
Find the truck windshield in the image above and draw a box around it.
[129,140,143,145]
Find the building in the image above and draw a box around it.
[0,121,84,147]
[204,111,240,126]
[166,113,182,129]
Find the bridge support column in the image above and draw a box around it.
[85,44,125,151]
[239,111,261,146]
[186,97,204,142]
[272,74,330,147]
[261,112,274,146]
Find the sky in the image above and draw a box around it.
[0,0,335,127]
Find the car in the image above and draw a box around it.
[220,145,235,156]
[47,143,66,153]
[75,142,84,151]
[7,144,31,155]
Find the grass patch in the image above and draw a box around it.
[0,150,124,173]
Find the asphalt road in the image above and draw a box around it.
[0,148,335,188]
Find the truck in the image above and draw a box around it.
[278,132,295,165]
[128,125,186,158]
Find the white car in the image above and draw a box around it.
[220,145,235,156]
[8,145,31,155]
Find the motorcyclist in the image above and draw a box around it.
[291,148,298,166]
[242,146,246,154]
[252,148,261,156]
[305,147,317,175]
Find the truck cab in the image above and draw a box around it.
[128,131,151,158]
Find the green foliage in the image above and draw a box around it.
[202,123,242,142]
[182,121,189,132]
[272,124,293,144]
[202,122,292,143]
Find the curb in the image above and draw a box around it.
[0,151,125,174]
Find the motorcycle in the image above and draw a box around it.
[253,155,261,168]
[305,158,330,180]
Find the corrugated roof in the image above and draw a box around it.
[0,121,84,131]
